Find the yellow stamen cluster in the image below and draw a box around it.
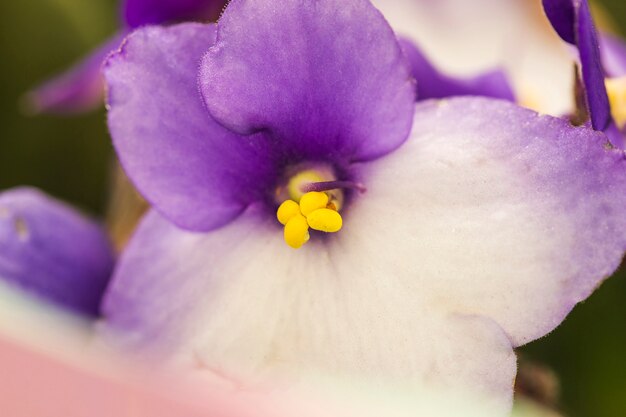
[277,191,343,249]
[606,76,626,128]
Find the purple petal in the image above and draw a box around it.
[576,0,611,132]
[601,33,626,77]
[105,24,278,232]
[123,0,226,28]
[399,38,515,101]
[0,188,114,316]
[542,0,576,44]
[26,34,125,114]
[199,0,415,162]
[543,0,611,133]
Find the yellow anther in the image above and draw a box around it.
[287,171,325,202]
[277,199,300,225]
[284,214,310,249]
[299,191,329,216]
[606,76,626,128]
[307,208,343,233]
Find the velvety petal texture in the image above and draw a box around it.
[399,38,515,101]
[26,34,124,114]
[0,188,114,316]
[100,98,626,405]
[105,24,277,232]
[200,0,415,162]
[124,0,226,28]
[371,0,575,115]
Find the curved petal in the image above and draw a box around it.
[371,0,575,115]
[601,33,626,78]
[575,0,611,132]
[399,38,515,101]
[26,34,124,114]
[0,188,114,316]
[105,23,278,232]
[100,209,515,410]
[199,0,415,162]
[349,97,626,346]
[124,0,226,28]
[543,0,617,143]
[542,0,576,44]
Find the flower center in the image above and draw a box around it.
[606,76,626,129]
[275,168,363,249]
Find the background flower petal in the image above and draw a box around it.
[347,97,626,346]
[576,0,612,132]
[542,0,576,43]
[26,34,124,114]
[199,0,415,162]
[123,0,226,28]
[372,0,575,115]
[0,187,113,316]
[105,24,278,232]
[399,38,515,101]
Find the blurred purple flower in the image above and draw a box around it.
[371,0,576,115]
[0,188,114,316]
[26,0,228,114]
[97,0,626,410]
[543,0,626,148]
[399,37,515,101]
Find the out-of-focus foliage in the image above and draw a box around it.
[0,1,624,416]
[0,0,115,213]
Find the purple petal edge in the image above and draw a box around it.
[543,0,614,137]
[0,187,114,316]
[123,0,227,28]
[542,0,576,44]
[399,38,515,102]
[576,0,611,132]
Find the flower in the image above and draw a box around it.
[371,0,576,114]
[99,0,626,411]
[0,187,114,316]
[26,0,228,114]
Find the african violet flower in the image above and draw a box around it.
[371,0,576,114]
[27,0,227,114]
[543,0,626,148]
[99,0,626,411]
[0,187,113,316]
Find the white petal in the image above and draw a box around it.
[100,207,516,409]
[346,98,626,346]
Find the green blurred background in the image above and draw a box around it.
[0,1,625,416]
